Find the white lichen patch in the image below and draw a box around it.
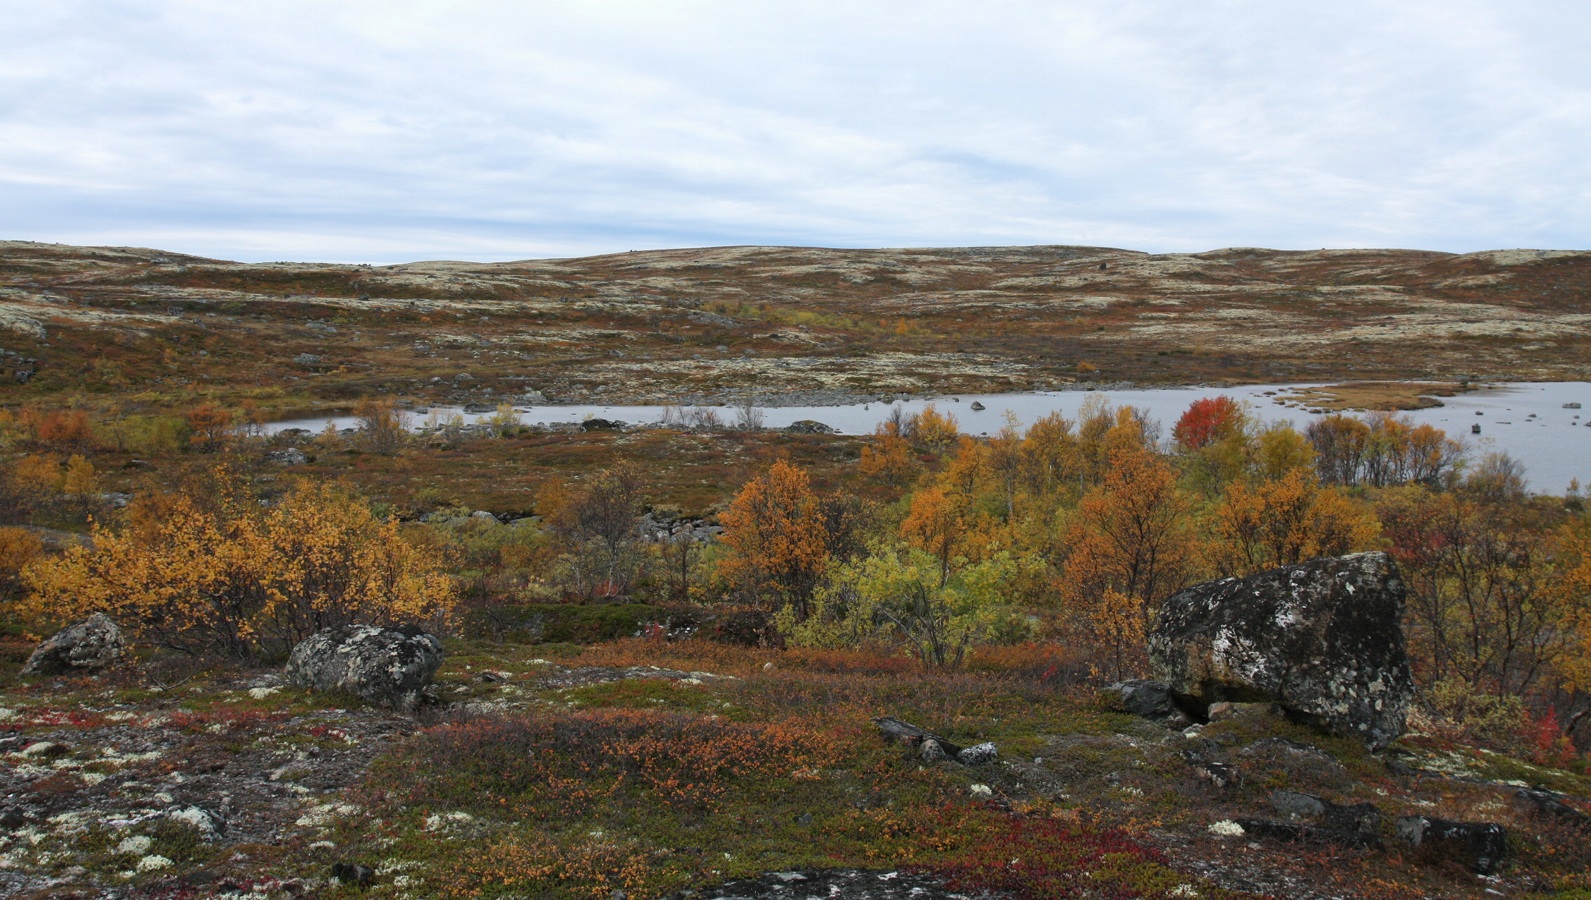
[422,811,475,832]
[248,687,281,700]
[1208,820,1246,836]
[116,835,153,855]
[19,741,57,757]
[296,802,361,828]
[136,854,173,872]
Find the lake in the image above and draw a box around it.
[265,381,1591,494]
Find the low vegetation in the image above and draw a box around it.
[2,240,1591,897]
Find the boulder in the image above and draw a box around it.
[581,418,624,431]
[1107,679,1193,728]
[285,625,444,709]
[784,420,834,434]
[1396,816,1508,874]
[1148,552,1415,749]
[21,613,126,677]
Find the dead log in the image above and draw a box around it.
[872,716,965,757]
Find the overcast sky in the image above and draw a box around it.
[2,1,1587,263]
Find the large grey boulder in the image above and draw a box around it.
[1147,552,1415,750]
[285,625,443,709]
[21,613,125,677]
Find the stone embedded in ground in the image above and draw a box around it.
[1107,679,1193,728]
[1148,551,1416,750]
[330,862,375,887]
[285,624,444,709]
[1396,816,1508,875]
[956,742,998,766]
[1271,789,1326,820]
[21,612,126,677]
[918,739,950,763]
[783,420,834,434]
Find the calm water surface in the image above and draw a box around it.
[266,382,1591,494]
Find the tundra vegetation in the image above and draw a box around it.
[2,242,1591,898]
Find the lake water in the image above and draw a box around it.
[265,381,1591,495]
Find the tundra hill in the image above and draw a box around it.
[1,242,1588,413]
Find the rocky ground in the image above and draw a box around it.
[2,643,1588,900]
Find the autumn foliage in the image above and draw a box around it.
[719,460,832,618]
[16,473,456,658]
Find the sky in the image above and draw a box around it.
[2,1,1588,263]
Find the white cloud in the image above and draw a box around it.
[1,0,1586,262]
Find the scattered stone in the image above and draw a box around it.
[330,862,375,887]
[21,613,126,677]
[285,625,444,709]
[1148,551,1416,749]
[294,353,322,366]
[1396,816,1508,874]
[957,742,998,766]
[1191,760,1242,791]
[1107,679,1193,728]
[784,420,835,434]
[267,448,309,466]
[969,401,986,411]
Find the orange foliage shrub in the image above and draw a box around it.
[907,403,960,452]
[1061,447,1201,677]
[900,485,968,587]
[25,408,96,450]
[719,460,831,617]
[858,424,916,486]
[19,474,456,657]
[184,403,234,452]
[0,526,44,604]
[1212,469,1379,576]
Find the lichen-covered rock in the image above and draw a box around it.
[1147,552,1415,749]
[21,613,125,677]
[285,625,443,709]
[956,742,998,766]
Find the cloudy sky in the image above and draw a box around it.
[2,1,1587,262]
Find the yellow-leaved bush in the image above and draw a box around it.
[17,476,456,658]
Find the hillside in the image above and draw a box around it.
[2,242,1589,413]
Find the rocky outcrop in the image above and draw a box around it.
[21,613,125,677]
[1148,552,1415,749]
[285,625,443,709]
